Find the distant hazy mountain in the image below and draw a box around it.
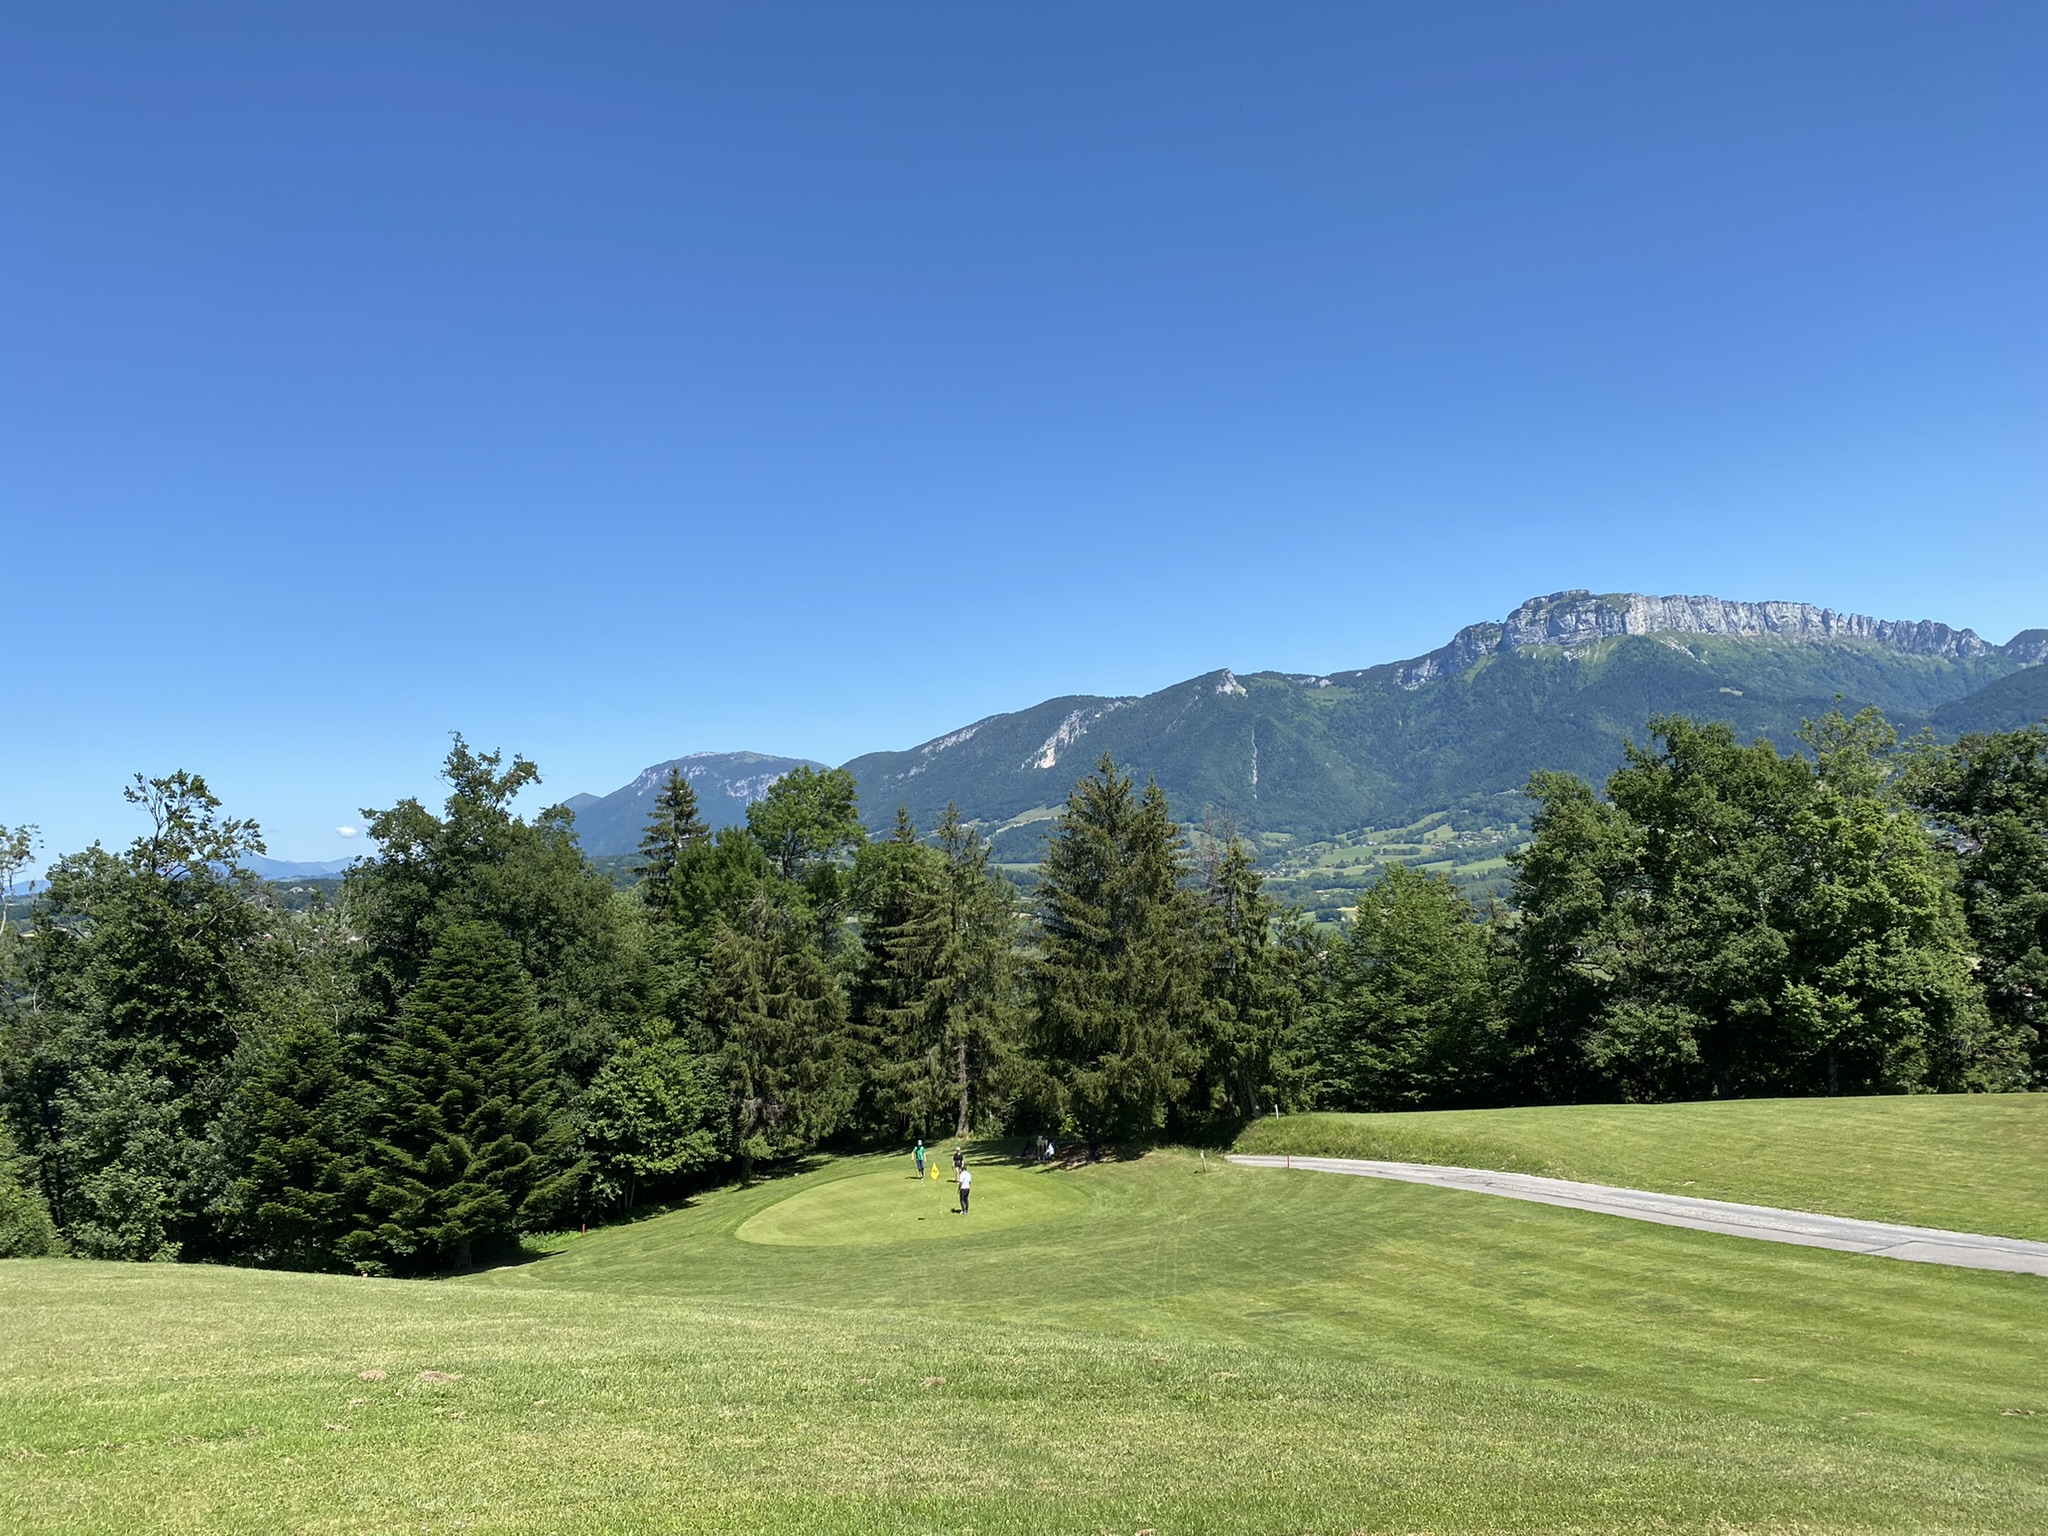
[240,855,359,881]
[841,590,2047,863]
[1927,661,2048,737]
[568,751,827,857]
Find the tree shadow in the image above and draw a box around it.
[481,1153,839,1270]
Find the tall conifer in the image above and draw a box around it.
[346,921,554,1271]
[637,769,711,922]
[1034,757,1205,1152]
[701,894,851,1180]
[861,805,1022,1139]
[1191,835,1313,1120]
[215,1012,364,1271]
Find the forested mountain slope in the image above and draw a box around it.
[566,751,827,856]
[840,590,2044,870]
[571,593,2044,913]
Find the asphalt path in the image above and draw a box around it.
[1226,1154,2048,1277]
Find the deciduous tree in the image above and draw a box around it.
[1912,723,2048,1082]
[1318,862,1506,1110]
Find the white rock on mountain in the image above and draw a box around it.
[1390,590,1995,689]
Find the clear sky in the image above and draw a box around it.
[4,2,2044,864]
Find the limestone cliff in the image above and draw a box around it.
[1388,591,1995,689]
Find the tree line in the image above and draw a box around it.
[1,707,2043,1271]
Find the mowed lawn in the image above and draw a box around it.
[1234,1093,2048,1239]
[1,1122,2044,1534]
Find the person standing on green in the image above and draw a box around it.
[957,1162,972,1215]
[914,1140,926,1179]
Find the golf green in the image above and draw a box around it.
[737,1162,1087,1246]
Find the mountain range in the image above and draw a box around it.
[567,591,2048,914]
[240,856,358,882]
[563,752,830,860]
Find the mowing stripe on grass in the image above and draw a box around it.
[1228,1154,2048,1276]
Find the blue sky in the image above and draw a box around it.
[4,2,2044,864]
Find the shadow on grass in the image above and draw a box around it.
[482,1154,842,1271]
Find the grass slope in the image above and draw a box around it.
[1233,1095,2048,1240]
[6,1126,2048,1534]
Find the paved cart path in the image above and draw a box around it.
[1226,1154,2048,1276]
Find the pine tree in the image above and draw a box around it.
[636,769,711,922]
[1033,757,1205,1153]
[861,805,1023,1139]
[346,921,555,1272]
[701,893,852,1180]
[214,1012,364,1271]
[1190,834,1314,1121]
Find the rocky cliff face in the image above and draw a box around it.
[2003,629,2048,666]
[1387,591,1995,688]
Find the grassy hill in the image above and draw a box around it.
[1234,1094,2048,1240]
[6,1097,2047,1533]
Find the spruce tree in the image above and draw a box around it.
[347,921,554,1272]
[636,769,711,922]
[701,893,852,1180]
[860,804,1023,1139]
[846,811,938,1135]
[1191,834,1314,1121]
[1033,757,1205,1153]
[215,1012,364,1271]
